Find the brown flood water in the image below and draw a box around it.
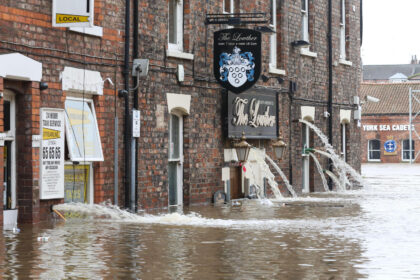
[1,163,420,279]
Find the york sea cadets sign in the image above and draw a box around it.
[214,28,261,94]
[40,108,65,200]
[224,90,278,139]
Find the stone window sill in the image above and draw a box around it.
[339,59,353,66]
[69,26,103,37]
[269,66,286,76]
[166,49,194,60]
[300,48,318,58]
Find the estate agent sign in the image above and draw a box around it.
[52,0,94,27]
[224,90,278,139]
[40,108,65,199]
[214,28,261,94]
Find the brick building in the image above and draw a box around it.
[0,0,362,228]
[361,83,420,163]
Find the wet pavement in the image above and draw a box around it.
[1,163,420,279]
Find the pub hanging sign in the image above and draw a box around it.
[214,28,261,94]
[223,90,278,139]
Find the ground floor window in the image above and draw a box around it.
[368,139,381,161]
[402,139,415,161]
[64,163,93,203]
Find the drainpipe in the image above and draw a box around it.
[327,0,333,190]
[123,0,131,209]
[133,0,139,212]
[360,0,363,46]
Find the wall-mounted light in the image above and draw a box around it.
[261,74,284,84]
[291,40,310,49]
[272,132,287,160]
[234,132,251,162]
[39,82,48,91]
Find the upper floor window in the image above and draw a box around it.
[340,0,347,59]
[301,0,309,43]
[168,0,183,51]
[402,139,415,161]
[269,0,277,68]
[368,139,381,161]
[223,0,234,14]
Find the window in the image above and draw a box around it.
[402,139,415,161]
[340,0,347,59]
[269,0,277,68]
[168,0,183,51]
[64,98,104,162]
[301,0,309,43]
[223,0,234,14]
[368,139,381,161]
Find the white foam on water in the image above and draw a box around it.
[53,202,351,232]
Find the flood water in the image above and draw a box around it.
[2,163,420,279]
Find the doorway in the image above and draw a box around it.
[168,113,183,206]
[3,90,16,210]
[230,166,243,199]
[302,122,314,193]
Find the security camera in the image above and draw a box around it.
[365,95,380,103]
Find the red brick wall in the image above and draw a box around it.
[361,115,420,163]
[0,0,362,221]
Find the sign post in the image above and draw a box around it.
[52,0,94,27]
[40,108,65,199]
[214,28,261,94]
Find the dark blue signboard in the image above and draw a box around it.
[214,28,261,94]
[384,140,397,153]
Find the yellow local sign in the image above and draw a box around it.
[43,128,61,140]
[56,14,89,24]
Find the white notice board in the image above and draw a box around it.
[40,108,65,199]
[52,0,94,27]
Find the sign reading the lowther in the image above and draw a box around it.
[40,108,65,199]
[52,0,94,27]
[214,28,261,94]
[223,89,278,139]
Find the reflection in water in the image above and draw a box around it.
[2,164,420,279]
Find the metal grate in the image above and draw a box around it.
[205,13,268,25]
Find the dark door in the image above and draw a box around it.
[230,167,243,199]
[4,141,11,209]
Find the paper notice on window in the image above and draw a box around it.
[40,108,65,199]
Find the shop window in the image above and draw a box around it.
[64,98,104,162]
[402,139,415,161]
[168,0,183,52]
[368,139,381,161]
[64,163,92,204]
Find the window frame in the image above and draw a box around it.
[64,97,104,162]
[223,0,235,14]
[368,139,381,162]
[269,0,277,68]
[339,0,346,60]
[301,0,309,43]
[168,0,184,52]
[402,139,415,161]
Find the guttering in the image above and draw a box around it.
[327,0,333,190]
[133,0,139,212]
[123,0,131,209]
